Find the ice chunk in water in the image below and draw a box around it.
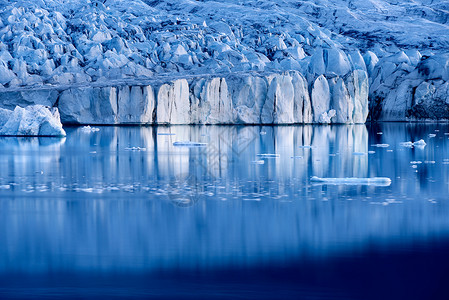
[311,176,391,186]
[173,141,207,147]
[125,147,146,151]
[413,139,427,146]
[257,153,280,158]
[400,140,426,148]
[81,126,100,133]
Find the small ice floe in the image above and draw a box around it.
[387,149,393,152]
[410,161,422,164]
[400,139,426,148]
[424,161,436,164]
[311,176,391,186]
[125,147,146,151]
[81,125,100,133]
[372,144,389,148]
[428,134,437,138]
[353,152,367,156]
[251,160,265,165]
[257,153,280,158]
[291,156,303,159]
[157,133,176,136]
[368,151,376,154]
[0,184,10,190]
[414,139,427,146]
[377,132,383,135]
[444,133,449,136]
[260,131,267,135]
[298,145,313,149]
[400,141,413,148]
[173,141,207,147]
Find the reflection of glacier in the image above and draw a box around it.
[0,125,449,272]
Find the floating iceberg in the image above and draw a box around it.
[125,147,146,151]
[80,125,100,133]
[311,176,391,186]
[0,105,65,136]
[400,140,426,148]
[413,139,427,146]
[173,141,207,147]
[256,153,280,158]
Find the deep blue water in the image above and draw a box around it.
[0,124,449,299]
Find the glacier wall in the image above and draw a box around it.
[0,70,368,125]
[367,52,449,121]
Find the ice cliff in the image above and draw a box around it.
[0,0,447,123]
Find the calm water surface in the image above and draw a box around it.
[0,124,448,299]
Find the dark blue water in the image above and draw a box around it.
[0,124,448,299]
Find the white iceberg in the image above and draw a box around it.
[400,140,426,148]
[311,176,391,186]
[80,125,100,133]
[413,139,427,146]
[0,105,65,136]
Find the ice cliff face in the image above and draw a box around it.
[7,71,366,125]
[0,0,447,123]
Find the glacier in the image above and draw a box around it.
[0,0,447,124]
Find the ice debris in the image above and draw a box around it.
[400,139,426,148]
[125,147,146,151]
[173,141,207,147]
[256,154,280,158]
[80,125,100,133]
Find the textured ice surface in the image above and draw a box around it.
[0,0,446,122]
[0,105,65,136]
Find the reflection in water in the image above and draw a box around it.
[0,124,448,273]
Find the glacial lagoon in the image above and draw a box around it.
[0,124,448,299]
